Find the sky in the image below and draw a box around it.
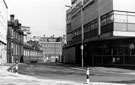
[6,0,71,37]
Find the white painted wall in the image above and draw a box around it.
[113,0,135,12]
[0,0,8,44]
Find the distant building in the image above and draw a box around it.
[64,0,135,66]
[23,40,43,63]
[33,35,64,62]
[21,26,31,44]
[0,0,8,64]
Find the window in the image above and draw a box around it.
[114,14,127,23]
[67,23,72,31]
[107,12,114,24]
[128,15,135,23]
[101,15,107,26]
[94,20,98,29]
[91,23,95,30]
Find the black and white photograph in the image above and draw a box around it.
[1,0,135,85]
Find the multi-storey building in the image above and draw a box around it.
[7,15,43,63]
[7,15,24,63]
[0,0,8,64]
[34,35,64,62]
[64,0,135,66]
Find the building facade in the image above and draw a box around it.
[64,0,135,66]
[7,15,24,63]
[0,0,8,64]
[21,26,31,44]
[23,40,43,63]
[34,35,64,62]
[7,15,43,63]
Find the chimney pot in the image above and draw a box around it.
[10,14,15,21]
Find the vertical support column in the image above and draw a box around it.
[98,16,101,36]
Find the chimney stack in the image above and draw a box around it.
[10,14,15,21]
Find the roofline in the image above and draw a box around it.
[21,26,30,28]
[3,0,8,9]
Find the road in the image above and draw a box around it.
[18,63,135,84]
[0,66,84,85]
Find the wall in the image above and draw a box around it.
[113,0,135,12]
[83,0,98,25]
[63,47,76,64]
[0,0,7,64]
[0,0,8,44]
[98,0,113,16]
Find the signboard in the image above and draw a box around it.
[47,38,56,42]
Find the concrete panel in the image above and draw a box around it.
[113,0,135,12]
[83,1,98,24]
[98,0,113,16]
[67,33,72,42]
[63,47,76,64]
[113,31,135,37]
[71,13,81,30]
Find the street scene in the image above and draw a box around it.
[1,0,135,85]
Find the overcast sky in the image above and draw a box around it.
[6,0,71,37]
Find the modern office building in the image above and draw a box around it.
[0,0,8,64]
[63,0,135,66]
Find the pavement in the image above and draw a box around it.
[1,63,135,85]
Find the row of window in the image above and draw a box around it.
[71,18,98,40]
[11,43,22,56]
[101,11,135,26]
[41,43,62,47]
[95,47,135,56]
[72,11,135,38]
[24,49,42,57]
[68,11,135,44]
[11,28,23,41]
[84,19,98,32]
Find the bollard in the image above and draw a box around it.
[15,61,18,74]
[86,67,90,84]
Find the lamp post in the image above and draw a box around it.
[65,0,84,67]
[81,0,84,67]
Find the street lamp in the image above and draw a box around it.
[65,0,84,67]
[80,0,84,67]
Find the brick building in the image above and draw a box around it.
[7,15,24,63]
[33,35,64,62]
[7,15,43,63]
